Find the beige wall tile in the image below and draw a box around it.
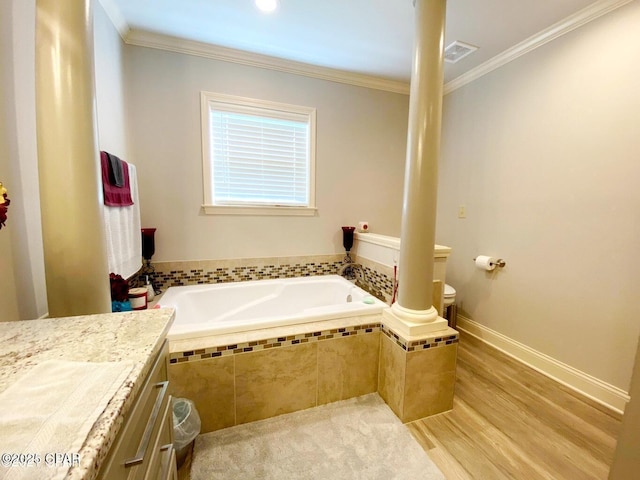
[235,343,318,424]
[278,254,341,268]
[378,334,407,419]
[402,370,456,423]
[198,259,225,271]
[317,332,380,405]
[154,261,193,273]
[402,344,458,422]
[408,343,458,374]
[168,356,235,433]
[230,257,279,268]
[356,256,394,280]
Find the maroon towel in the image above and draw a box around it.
[101,151,133,207]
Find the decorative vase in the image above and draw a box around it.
[342,226,355,252]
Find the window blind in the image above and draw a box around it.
[210,109,310,207]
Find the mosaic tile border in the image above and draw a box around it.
[169,322,459,365]
[132,255,396,303]
[144,260,346,290]
[169,323,382,364]
[381,324,459,352]
[350,267,393,303]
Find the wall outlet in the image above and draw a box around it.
[458,205,467,218]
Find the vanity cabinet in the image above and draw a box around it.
[98,341,177,480]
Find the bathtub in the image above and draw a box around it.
[160,275,387,340]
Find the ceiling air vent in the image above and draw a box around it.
[444,41,478,64]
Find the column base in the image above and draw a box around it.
[378,330,458,423]
[383,304,449,337]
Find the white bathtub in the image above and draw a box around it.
[160,275,387,340]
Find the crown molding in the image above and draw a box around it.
[443,0,634,95]
[96,0,129,39]
[100,0,632,97]
[125,30,411,95]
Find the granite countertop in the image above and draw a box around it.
[0,308,175,480]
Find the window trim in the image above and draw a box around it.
[200,91,317,216]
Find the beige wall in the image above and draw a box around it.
[94,0,129,157]
[123,46,409,262]
[436,1,640,390]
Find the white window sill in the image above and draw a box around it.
[202,205,318,216]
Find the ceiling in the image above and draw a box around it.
[102,0,604,85]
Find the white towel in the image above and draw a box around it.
[104,163,142,279]
[0,360,133,480]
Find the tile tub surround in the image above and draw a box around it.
[168,317,458,432]
[169,317,382,433]
[379,326,459,423]
[143,253,439,307]
[169,321,382,364]
[137,241,450,308]
[0,308,175,480]
[144,254,345,290]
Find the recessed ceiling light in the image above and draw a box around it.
[255,0,278,13]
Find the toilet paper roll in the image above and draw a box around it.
[475,255,496,271]
[358,221,369,232]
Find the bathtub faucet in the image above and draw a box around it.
[338,262,367,285]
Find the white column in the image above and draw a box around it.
[384,0,448,336]
[35,0,111,316]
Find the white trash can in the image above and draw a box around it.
[172,397,201,468]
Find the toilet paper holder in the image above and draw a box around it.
[473,257,506,268]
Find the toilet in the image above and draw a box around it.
[443,284,457,329]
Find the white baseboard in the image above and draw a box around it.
[456,315,629,415]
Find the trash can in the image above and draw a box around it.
[172,397,201,468]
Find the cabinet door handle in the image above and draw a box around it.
[125,381,169,467]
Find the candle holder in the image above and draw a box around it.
[141,228,160,294]
[341,226,355,266]
[142,228,156,261]
[342,226,355,253]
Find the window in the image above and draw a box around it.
[201,92,317,215]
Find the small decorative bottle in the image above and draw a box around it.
[146,275,155,302]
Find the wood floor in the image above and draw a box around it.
[407,332,622,480]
